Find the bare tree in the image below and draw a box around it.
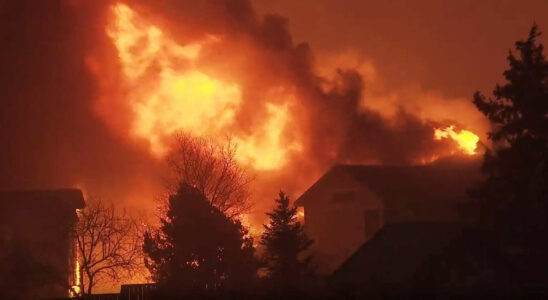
[166,132,253,218]
[74,200,142,295]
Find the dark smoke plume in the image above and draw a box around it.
[0,0,476,218]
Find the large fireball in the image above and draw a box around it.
[102,3,301,170]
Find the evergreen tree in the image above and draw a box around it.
[143,183,257,296]
[471,25,548,247]
[260,191,314,288]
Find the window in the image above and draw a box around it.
[364,209,381,239]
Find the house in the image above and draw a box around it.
[0,189,85,299]
[294,157,481,273]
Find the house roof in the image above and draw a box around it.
[295,157,481,208]
[330,222,464,291]
[0,189,85,210]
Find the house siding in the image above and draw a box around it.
[298,168,383,274]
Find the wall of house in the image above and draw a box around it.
[0,197,80,299]
[383,199,461,224]
[300,169,383,274]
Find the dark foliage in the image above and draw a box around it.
[142,183,258,297]
[412,26,548,296]
[470,25,548,247]
[260,191,314,290]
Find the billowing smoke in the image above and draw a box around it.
[0,0,487,224]
[0,0,164,213]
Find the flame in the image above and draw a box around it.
[434,125,479,155]
[235,102,302,170]
[102,3,300,169]
[239,214,262,245]
[296,206,305,221]
[70,224,81,297]
[71,260,81,296]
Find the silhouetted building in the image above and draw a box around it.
[0,189,85,299]
[330,222,463,296]
[295,157,481,273]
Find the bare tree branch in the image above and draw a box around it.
[165,132,254,218]
[73,200,144,295]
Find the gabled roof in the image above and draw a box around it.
[295,157,481,207]
[330,222,463,291]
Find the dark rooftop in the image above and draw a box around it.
[330,222,464,291]
[296,157,482,207]
[0,189,85,210]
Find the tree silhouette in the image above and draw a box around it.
[260,191,314,289]
[143,183,257,297]
[166,132,253,218]
[471,25,548,247]
[74,200,143,295]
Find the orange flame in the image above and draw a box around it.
[70,213,81,297]
[434,125,479,155]
[296,207,305,220]
[102,3,301,170]
[71,260,81,296]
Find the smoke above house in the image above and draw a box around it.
[0,0,487,226]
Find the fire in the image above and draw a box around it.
[239,214,262,241]
[434,125,479,155]
[70,220,81,297]
[103,3,300,169]
[71,260,81,296]
[296,207,305,221]
[235,102,301,170]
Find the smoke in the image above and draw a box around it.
[0,0,488,223]
[0,0,163,213]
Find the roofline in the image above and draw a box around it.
[294,157,482,207]
[0,188,86,209]
[294,164,351,206]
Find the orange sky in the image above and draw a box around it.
[1,0,547,219]
[0,0,545,214]
[253,0,548,97]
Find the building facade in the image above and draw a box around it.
[0,189,85,299]
[295,158,481,273]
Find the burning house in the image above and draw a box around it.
[295,157,481,274]
[0,189,84,299]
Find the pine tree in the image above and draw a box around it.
[471,25,548,247]
[260,191,314,288]
[143,183,257,296]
